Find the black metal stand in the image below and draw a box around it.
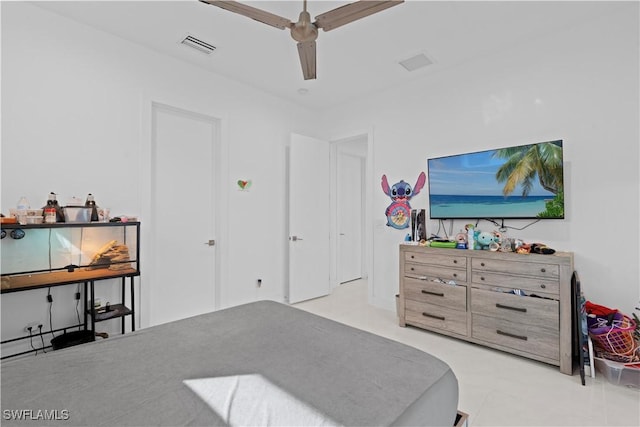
[85,276,136,338]
[572,271,586,385]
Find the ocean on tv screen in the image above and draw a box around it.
[429,194,551,219]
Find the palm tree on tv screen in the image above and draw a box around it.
[493,141,564,217]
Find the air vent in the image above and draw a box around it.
[398,53,434,72]
[180,35,216,55]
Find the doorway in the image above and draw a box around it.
[286,131,372,303]
[332,134,370,290]
[147,102,219,326]
[336,142,366,283]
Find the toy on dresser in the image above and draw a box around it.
[476,230,502,251]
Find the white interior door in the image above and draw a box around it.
[150,103,217,325]
[337,152,363,283]
[288,134,330,304]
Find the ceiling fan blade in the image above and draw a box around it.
[200,0,292,30]
[297,41,317,80]
[315,0,404,32]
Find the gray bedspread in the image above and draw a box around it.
[1,301,457,426]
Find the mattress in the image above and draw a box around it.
[1,300,458,426]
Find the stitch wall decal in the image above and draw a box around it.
[381,172,426,229]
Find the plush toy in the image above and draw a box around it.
[455,232,467,249]
[476,231,499,250]
[490,230,503,251]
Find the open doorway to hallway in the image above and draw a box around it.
[334,136,368,286]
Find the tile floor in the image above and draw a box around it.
[294,279,640,427]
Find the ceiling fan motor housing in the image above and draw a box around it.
[291,11,318,42]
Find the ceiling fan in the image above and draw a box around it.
[199,0,404,80]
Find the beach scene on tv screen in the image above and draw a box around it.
[428,141,564,219]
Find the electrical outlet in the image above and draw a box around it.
[24,322,40,332]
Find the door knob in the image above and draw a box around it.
[204,240,215,246]
[290,236,303,241]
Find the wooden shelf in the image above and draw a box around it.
[1,268,139,293]
[91,304,131,322]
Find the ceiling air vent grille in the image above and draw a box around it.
[398,53,434,72]
[180,35,216,55]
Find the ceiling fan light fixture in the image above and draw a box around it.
[398,53,434,72]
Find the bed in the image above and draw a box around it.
[1,301,458,426]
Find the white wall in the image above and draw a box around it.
[319,5,640,315]
[1,2,318,353]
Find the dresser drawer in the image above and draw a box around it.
[405,299,467,336]
[472,258,559,279]
[471,271,559,296]
[404,277,466,311]
[471,288,558,329]
[472,314,559,361]
[404,251,467,268]
[405,262,467,282]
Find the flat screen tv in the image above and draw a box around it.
[427,140,564,220]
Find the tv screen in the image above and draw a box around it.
[427,140,564,220]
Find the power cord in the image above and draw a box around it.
[47,288,55,339]
[431,218,542,241]
[434,219,451,240]
[38,324,47,353]
[27,327,37,355]
[481,218,541,231]
[75,284,81,330]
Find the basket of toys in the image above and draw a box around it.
[588,310,638,361]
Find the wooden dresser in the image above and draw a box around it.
[398,244,574,374]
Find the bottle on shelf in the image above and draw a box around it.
[466,224,475,250]
[16,196,30,210]
[43,194,57,224]
[42,192,65,223]
[85,193,99,222]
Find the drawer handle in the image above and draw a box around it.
[453,260,458,264]
[411,255,415,259]
[497,330,528,341]
[481,262,486,267]
[540,284,546,289]
[541,268,546,273]
[496,303,527,313]
[452,273,458,278]
[422,290,444,297]
[422,312,445,321]
[410,267,415,271]
[480,277,485,281]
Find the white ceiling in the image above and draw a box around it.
[33,0,628,110]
